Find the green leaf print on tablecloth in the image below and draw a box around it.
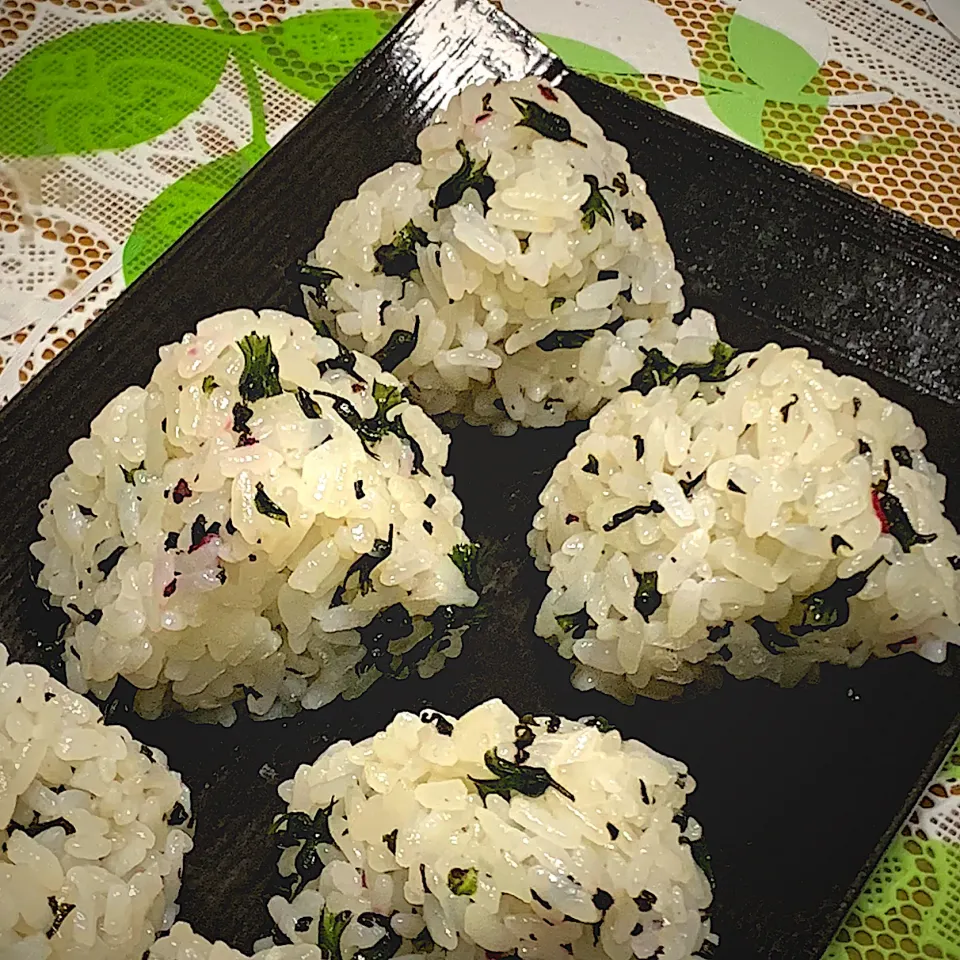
[123,145,267,283]
[537,33,637,77]
[535,34,664,108]
[0,23,231,156]
[727,15,821,102]
[246,9,400,100]
[120,7,399,282]
[698,8,915,160]
[0,2,915,285]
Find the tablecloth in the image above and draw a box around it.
[0,0,959,955]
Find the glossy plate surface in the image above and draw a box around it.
[1,1,959,957]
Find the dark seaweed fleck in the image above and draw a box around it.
[295,386,322,419]
[603,501,664,532]
[292,261,341,310]
[779,394,799,422]
[752,616,799,654]
[470,749,574,804]
[432,141,495,215]
[232,403,254,436]
[580,174,614,230]
[355,479,365,500]
[727,479,745,494]
[333,527,394,607]
[374,223,431,279]
[891,445,914,468]
[373,317,421,372]
[421,711,454,736]
[254,482,290,526]
[450,542,482,593]
[583,716,613,733]
[791,558,883,636]
[634,890,658,912]
[633,571,661,622]
[189,515,220,553]
[382,829,398,854]
[707,621,734,644]
[96,546,125,578]
[634,435,645,460]
[238,333,282,404]
[270,801,335,898]
[555,609,596,639]
[514,720,536,763]
[119,461,144,484]
[583,454,600,474]
[680,471,706,498]
[831,534,852,554]
[874,487,937,552]
[511,97,586,146]
[46,897,75,939]
[606,823,619,840]
[537,328,596,351]
[316,333,365,384]
[531,889,552,910]
[11,816,76,839]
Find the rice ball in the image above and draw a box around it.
[0,642,193,958]
[32,309,480,725]
[529,339,960,700]
[261,698,716,960]
[303,76,715,433]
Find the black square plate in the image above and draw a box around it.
[1,1,959,957]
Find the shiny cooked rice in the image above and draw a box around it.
[303,76,710,433]
[32,310,479,725]
[529,341,960,700]
[0,643,192,958]
[258,699,715,960]
[147,922,322,960]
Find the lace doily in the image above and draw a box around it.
[0,0,398,401]
[825,741,960,959]
[2,0,960,399]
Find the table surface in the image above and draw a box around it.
[1,0,959,956]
